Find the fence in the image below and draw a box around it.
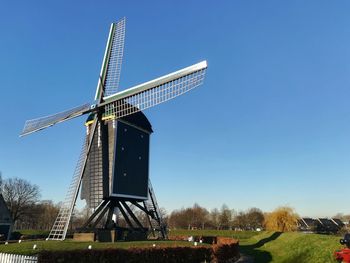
[0,253,37,263]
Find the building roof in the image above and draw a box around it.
[0,194,13,224]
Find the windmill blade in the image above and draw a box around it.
[104,18,125,96]
[94,18,126,101]
[48,119,99,240]
[100,60,207,120]
[20,103,92,137]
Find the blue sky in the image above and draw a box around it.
[1,1,350,217]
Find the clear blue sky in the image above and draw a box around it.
[1,1,350,218]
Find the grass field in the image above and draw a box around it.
[169,229,259,240]
[239,231,341,263]
[171,230,343,262]
[17,230,50,236]
[0,230,345,262]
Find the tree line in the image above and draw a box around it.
[0,174,59,230]
[1,174,349,232]
[168,203,300,232]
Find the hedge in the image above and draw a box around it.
[38,247,212,263]
[38,243,239,263]
[213,243,240,263]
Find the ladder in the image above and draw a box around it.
[144,180,168,239]
[48,139,88,240]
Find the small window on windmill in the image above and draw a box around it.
[111,118,151,200]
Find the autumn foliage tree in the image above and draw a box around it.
[264,206,299,232]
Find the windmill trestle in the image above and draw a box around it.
[77,180,167,241]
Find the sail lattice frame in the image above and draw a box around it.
[21,103,91,136]
[103,68,206,120]
[48,128,93,240]
[104,18,125,97]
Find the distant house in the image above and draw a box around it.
[0,193,13,240]
[298,217,319,232]
[317,218,343,234]
[331,218,345,229]
[298,217,344,234]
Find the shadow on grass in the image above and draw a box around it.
[239,232,282,263]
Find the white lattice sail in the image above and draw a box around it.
[102,60,207,120]
[21,103,91,136]
[95,18,126,100]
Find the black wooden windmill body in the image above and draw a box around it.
[21,18,207,240]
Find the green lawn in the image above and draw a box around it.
[169,229,259,240]
[169,229,344,262]
[0,230,345,262]
[238,231,342,263]
[17,230,50,236]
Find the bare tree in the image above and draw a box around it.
[1,177,40,224]
[233,211,247,230]
[245,207,264,230]
[233,208,264,230]
[209,208,221,230]
[219,204,233,230]
[334,213,350,224]
[168,204,209,229]
[37,200,60,230]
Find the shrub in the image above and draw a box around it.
[38,247,213,263]
[38,242,240,263]
[212,243,240,263]
[10,231,21,240]
[216,237,238,245]
[168,235,188,241]
[201,236,217,244]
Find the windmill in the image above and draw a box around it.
[21,18,207,241]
